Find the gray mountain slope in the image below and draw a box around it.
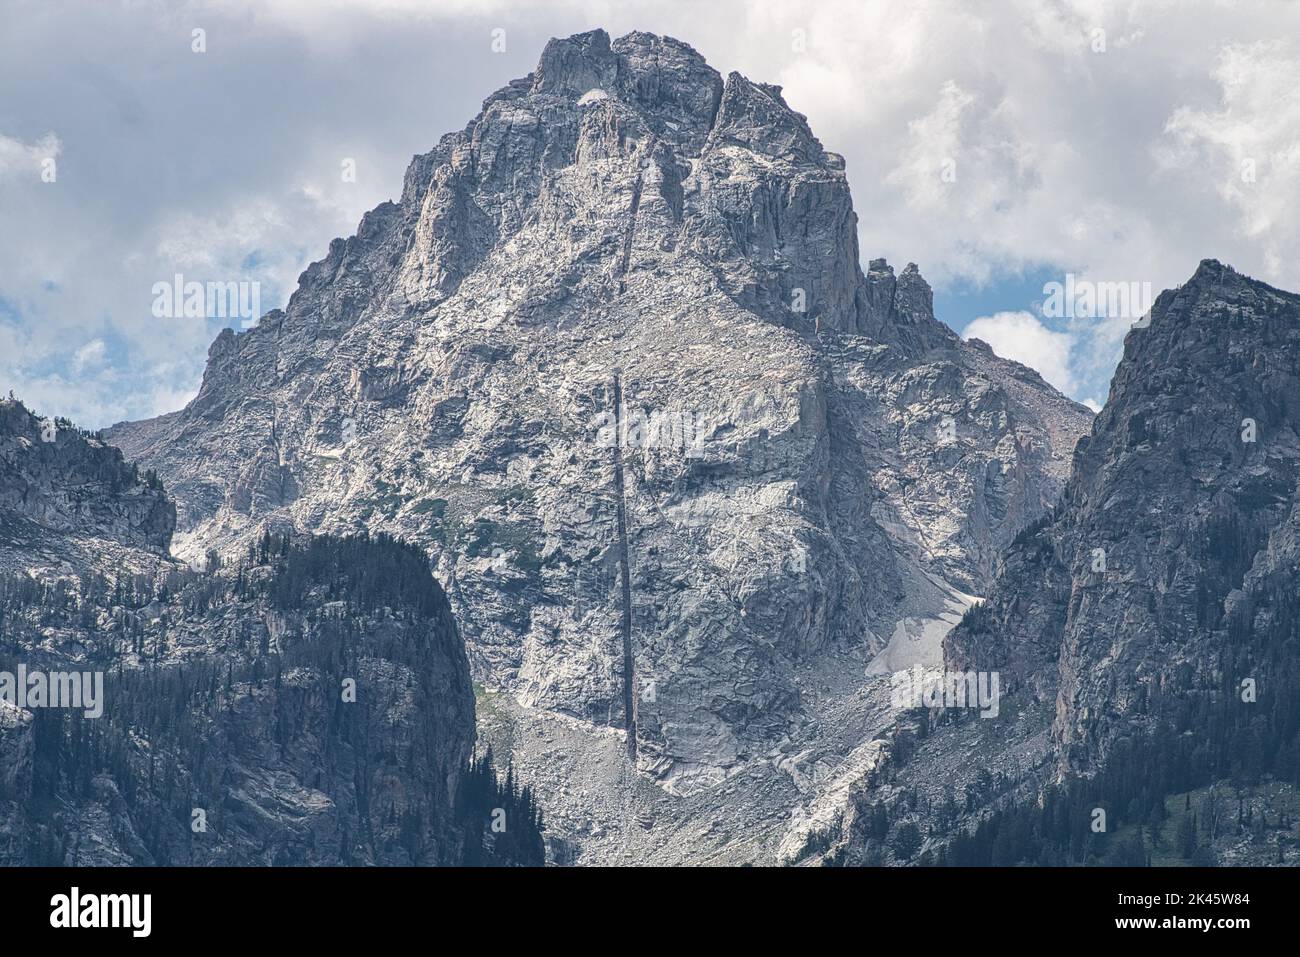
[809,261,1300,866]
[109,29,1090,856]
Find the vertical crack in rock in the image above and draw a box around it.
[611,371,637,758]
[616,141,652,295]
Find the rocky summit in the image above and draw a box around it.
[106,29,1091,861]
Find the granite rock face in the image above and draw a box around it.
[109,30,1091,794]
[946,260,1300,773]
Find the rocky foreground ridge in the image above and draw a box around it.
[0,400,173,578]
[0,399,541,865]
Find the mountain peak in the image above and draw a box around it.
[1125,258,1300,355]
[709,69,823,164]
[1179,257,1300,307]
[946,256,1300,773]
[532,28,617,95]
[525,30,724,143]
[109,30,1091,806]
[858,258,954,352]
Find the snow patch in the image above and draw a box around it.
[865,587,979,675]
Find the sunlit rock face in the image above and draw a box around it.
[109,29,1090,792]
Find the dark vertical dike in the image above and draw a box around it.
[611,373,637,759]
[616,139,653,295]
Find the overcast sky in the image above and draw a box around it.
[3,0,1298,426]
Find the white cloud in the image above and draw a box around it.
[3,1,1300,426]
[1158,41,1300,280]
[72,339,107,372]
[963,311,1077,395]
[0,132,60,181]
[886,80,978,210]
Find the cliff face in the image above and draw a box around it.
[0,403,531,865]
[946,260,1300,773]
[0,400,174,575]
[108,30,1090,796]
[783,261,1300,867]
[1,534,478,866]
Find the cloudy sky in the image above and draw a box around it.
[3,0,1298,426]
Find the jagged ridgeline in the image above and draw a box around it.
[822,262,1300,867]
